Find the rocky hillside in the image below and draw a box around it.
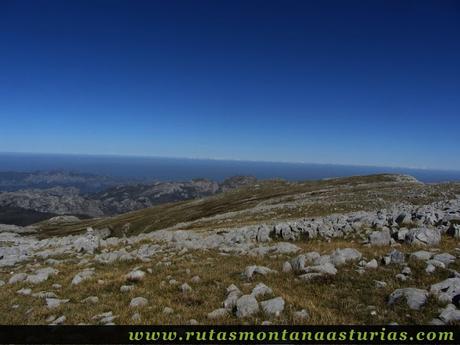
[0,174,459,325]
[0,174,258,225]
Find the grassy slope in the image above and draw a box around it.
[36,174,460,238]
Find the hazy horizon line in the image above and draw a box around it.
[1,150,460,173]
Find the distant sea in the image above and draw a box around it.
[1,153,460,183]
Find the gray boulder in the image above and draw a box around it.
[388,288,428,310]
[369,229,391,246]
[405,228,441,246]
[243,265,277,280]
[235,295,259,318]
[430,278,460,303]
[260,297,285,317]
[330,248,362,266]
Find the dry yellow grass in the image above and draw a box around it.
[1,237,458,325]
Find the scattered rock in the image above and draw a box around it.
[388,288,428,310]
[369,229,391,246]
[181,283,193,293]
[207,308,229,320]
[163,307,174,315]
[410,251,433,261]
[293,309,310,322]
[125,270,145,283]
[365,259,378,269]
[243,265,277,279]
[260,297,285,317]
[8,273,27,284]
[251,283,273,299]
[129,297,148,308]
[235,295,259,318]
[82,296,99,304]
[71,268,95,285]
[330,248,362,266]
[405,228,441,246]
[120,285,135,293]
[430,278,460,303]
[46,298,70,309]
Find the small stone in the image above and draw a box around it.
[82,296,99,304]
[190,276,201,284]
[50,315,66,325]
[207,308,229,320]
[120,285,135,293]
[396,273,408,281]
[375,280,387,288]
[365,259,378,269]
[181,283,192,293]
[251,283,273,299]
[129,297,148,308]
[125,270,145,282]
[46,298,69,309]
[426,264,436,274]
[17,288,32,296]
[282,261,292,273]
[402,267,412,275]
[293,309,309,322]
[8,273,27,284]
[163,307,174,314]
[131,313,142,322]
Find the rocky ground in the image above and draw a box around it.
[0,174,459,325]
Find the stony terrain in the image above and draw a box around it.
[0,174,459,325]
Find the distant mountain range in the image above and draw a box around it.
[0,171,257,226]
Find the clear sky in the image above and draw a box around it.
[0,0,459,170]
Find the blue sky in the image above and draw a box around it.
[0,0,459,170]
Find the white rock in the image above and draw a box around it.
[330,248,362,266]
[190,276,201,284]
[430,278,460,303]
[120,285,135,293]
[251,283,273,299]
[243,265,277,279]
[46,298,70,309]
[181,283,192,293]
[235,295,259,318]
[410,251,433,261]
[282,261,292,273]
[293,309,309,321]
[260,297,285,317]
[17,288,32,296]
[163,307,174,314]
[365,259,378,269]
[50,315,66,325]
[82,296,99,304]
[129,297,148,308]
[125,270,145,282]
[388,288,428,310]
[207,308,229,319]
[8,273,27,284]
